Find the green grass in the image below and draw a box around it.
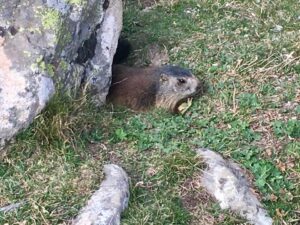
[1,0,300,224]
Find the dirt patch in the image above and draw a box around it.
[138,0,159,8]
[148,44,169,66]
[179,173,217,225]
[87,141,126,166]
[86,142,108,159]
[72,163,103,195]
[133,43,169,66]
[250,109,293,157]
[137,0,179,8]
[180,175,210,209]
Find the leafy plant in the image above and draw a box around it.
[272,120,300,138]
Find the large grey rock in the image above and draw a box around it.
[72,164,130,225]
[196,148,273,225]
[0,0,122,147]
[86,0,123,105]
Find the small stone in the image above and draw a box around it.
[196,148,273,225]
[271,25,283,33]
[72,164,129,225]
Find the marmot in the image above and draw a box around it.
[106,39,202,113]
[107,64,202,113]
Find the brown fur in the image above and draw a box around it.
[106,65,201,112]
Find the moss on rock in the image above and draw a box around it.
[41,8,62,31]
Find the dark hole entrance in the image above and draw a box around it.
[75,24,101,64]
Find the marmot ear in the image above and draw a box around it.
[160,73,168,82]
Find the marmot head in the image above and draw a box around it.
[155,65,201,112]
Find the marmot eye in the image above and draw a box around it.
[178,78,186,84]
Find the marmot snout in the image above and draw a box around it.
[106,64,202,112]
